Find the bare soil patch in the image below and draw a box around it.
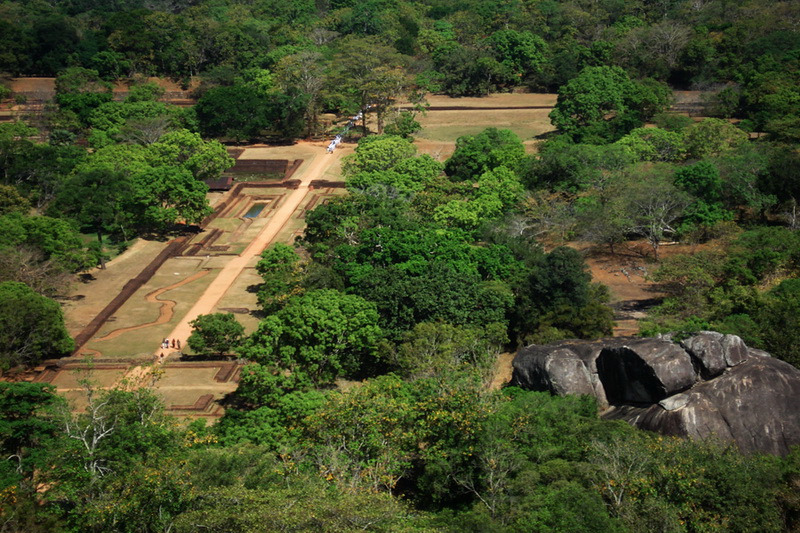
[574,240,707,336]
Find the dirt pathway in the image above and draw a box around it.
[159,147,344,358]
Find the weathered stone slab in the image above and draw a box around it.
[511,345,594,397]
[596,339,696,403]
[681,331,727,378]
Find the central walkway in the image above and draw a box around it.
[159,148,344,358]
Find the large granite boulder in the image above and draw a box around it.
[510,333,800,455]
[680,331,751,378]
[511,339,612,407]
[608,356,800,455]
[511,345,595,397]
[595,339,697,404]
[512,337,697,405]
[680,331,727,378]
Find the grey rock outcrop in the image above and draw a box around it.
[595,339,697,403]
[511,345,595,397]
[680,331,727,378]
[510,333,800,455]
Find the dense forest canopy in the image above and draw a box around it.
[1,0,798,120]
[0,0,799,530]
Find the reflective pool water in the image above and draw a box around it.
[243,203,267,218]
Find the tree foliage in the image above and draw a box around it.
[188,313,245,357]
[0,281,73,369]
[242,289,383,386]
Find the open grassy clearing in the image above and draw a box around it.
[156,366,220,388]
[214,267,263,334]
[421,93,557,108]
[62,239,170,337]
[416,108,555,142]
[412,93,556,142]
[81,259,218,358]
[206,217,242,233]
[49,366,126,389]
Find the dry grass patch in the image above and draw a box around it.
[83,263,219,358]
[62,239,170,336]
[417,108,555,142]
[50,367,126,389]
[422,93,557,108]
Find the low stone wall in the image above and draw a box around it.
[309,179,346,189]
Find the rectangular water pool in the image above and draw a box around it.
[243,203,267,218]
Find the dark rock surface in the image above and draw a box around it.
[596,338,697,404]
[511,333,800,455]
[510,345,595,397]
[680,331,727,378]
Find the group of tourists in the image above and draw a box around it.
[326,109,365,153]
[161,338,181,350]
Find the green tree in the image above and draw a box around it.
[383,110,422,138]
[88,99,181,147]
[342,135,417,176]
[674,160,734,236]
[147,129,234,181]
[683,118,748,159]
[434,45,512,97]
[445,128,525,181]
[524,138,635,192]
[195,84,269,142]
[188,313,245,357]
[242,289,383,386]
[549,66,633,134]
[0,212,95,274]
[549,66,670,141]
[195,83,306,142]
[763,146,800,228]
[48,168,131,267]
[488,29,547,80]
[129,166,212,231]
[0,184,30,215]
[758,279,800,368]
[174,476,434,533]
[302,374,421,492]
[332,36,408,134]
[0,382,62,482]
[0,122,38,185]
[47,385,188,532]
[255,243,305,314]
[0,281,73,369]
[275,50,327,138]
[615,127,686,162]
[621,165,691,260]
[54,67,113,125]
[714,144,776,217]
[389,321,507,381]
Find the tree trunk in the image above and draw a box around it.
[97,231,106,270]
